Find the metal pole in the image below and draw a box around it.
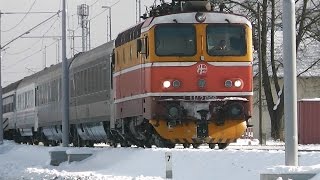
[282,0,297,166]
[138,0,141,23]
[72,31,75,56]
[258,4,264,145]
[43,46,47,69]
[106,14,109,41]
[62,0,69,147]
[82,17,86,52]
[109,8,112,41]
[0,10,3,145]
[57,39,60,63]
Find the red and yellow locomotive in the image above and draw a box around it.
[112,1,253,149]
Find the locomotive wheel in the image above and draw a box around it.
[183,143,190,148]
[86,141,94,147]
[33,140,39,145]
[43,141,49,146]
[209,143,216,149]
[111,142,118,148]
[218,143,229,149]
[51,141,58,146]
[192,143,201,149]
[145,143,152,148]
[166,143,175,149]
[120,141,131,147]
[154,135,166,148]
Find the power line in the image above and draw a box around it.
[90,0,121,21]
[4,40,56,69]
[1,0,38,32]
[90,9,108,21]
[6,16,60,55]
[2,11,60,49]
[90,0,101,7]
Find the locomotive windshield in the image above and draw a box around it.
[155,24,196,56]
[207,25,246,56]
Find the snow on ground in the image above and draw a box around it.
[2,140,320,180]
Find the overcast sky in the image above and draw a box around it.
[0,0,154,86]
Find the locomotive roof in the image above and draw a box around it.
[141,11,251,32]
[115,23,143,48]
[115,11,251,47]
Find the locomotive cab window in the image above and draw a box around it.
[207,25,246,56]
[155,24,196,56]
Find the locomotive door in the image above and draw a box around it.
[140,36,148,115]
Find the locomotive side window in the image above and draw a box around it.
[155,24,196,56]
[207,25,246,56]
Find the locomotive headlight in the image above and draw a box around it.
[198,79,206,88]
[234,80,243,87]
[227,103,244,118]
[172,80,181,88]
[195,12,206,23]
[167,103,182,121]
[225,80,233,88]
[163,80,171,88]
[169,106,179,119]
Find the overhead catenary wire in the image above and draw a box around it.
[4,40,57,69]
[1,0,38,32]
[90,0,121,21]
[5,16,60,56]
[2,11,60,50]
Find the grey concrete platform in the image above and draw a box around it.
[49,147,68,166]
[261,173,316,180]
[66,149,93,163]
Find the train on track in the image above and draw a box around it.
[2,0,253,149]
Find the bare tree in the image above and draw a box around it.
[226,0,320,140]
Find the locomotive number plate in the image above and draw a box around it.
[190,96,215,101]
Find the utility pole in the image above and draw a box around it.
[78,4,89,52]
[68,30,75,56]
[102,6,112,41]
[43,45,47,69]
[283,0,298,166]
[102,0,121,41]
[56,39,60,63]
[257,4,264,145]
[0,10,3,145]
[62,0,69,147]
[136,0,141,23]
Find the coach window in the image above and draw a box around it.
[155,24,196,56]
[84,69,88,94]
[81,71,85,95]
[97,65,102,91]
[207,25,246,56]
[92,66,97,93]
[76,72,81,96]
[45,83,49,104]
[88,68,92,93]
[103,64,108,90]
